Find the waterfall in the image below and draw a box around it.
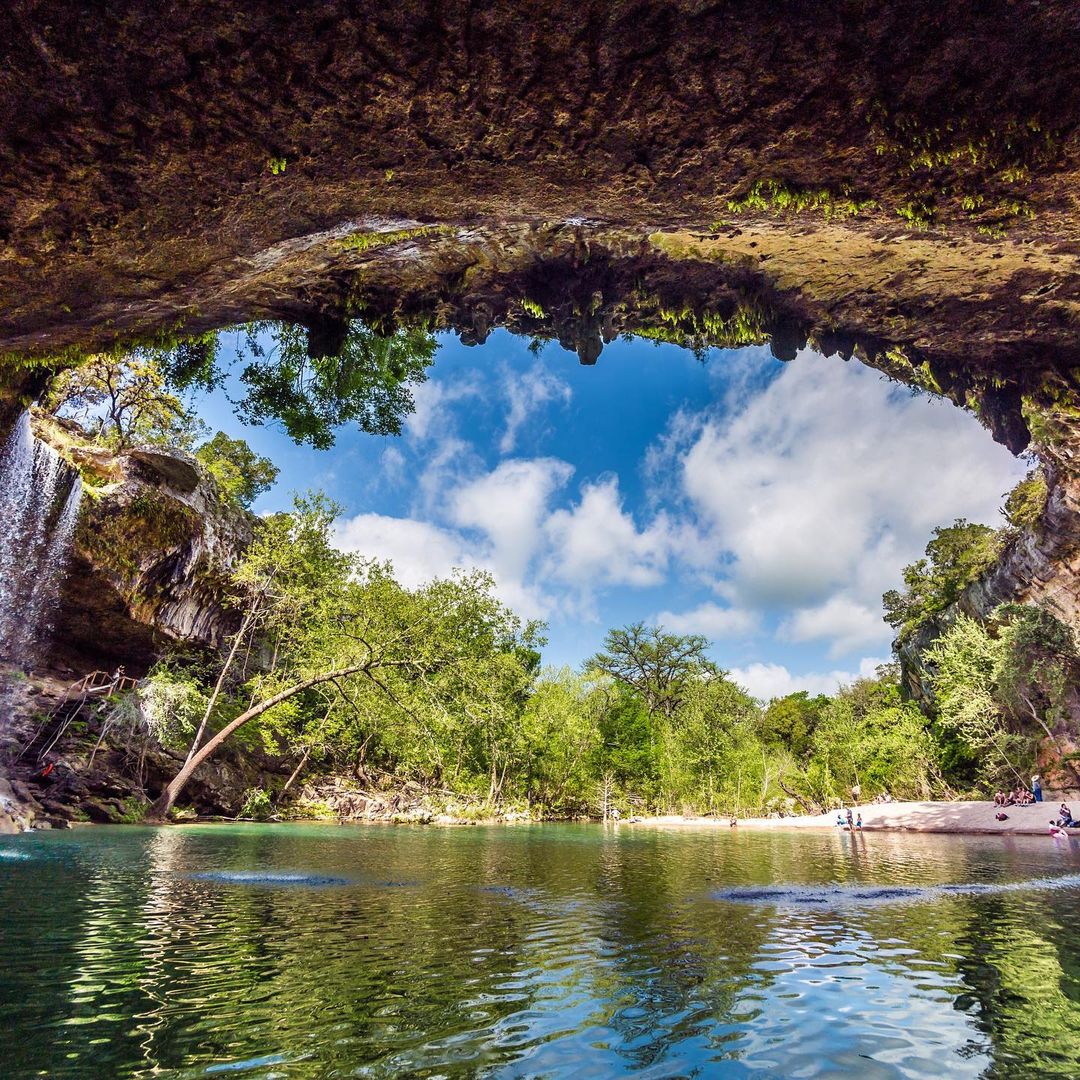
[0,411,83,665]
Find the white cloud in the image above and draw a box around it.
[405,377,479,440]
[653,601,759,639]
[500,362,572,454]
[544,477,674,591]
[780,594,888,658]
[336,347,1025,671]
[729,656,887,702]
[450,457,574,580]
[333,513,477,589]
[379,445,406,486]
[657,352,1026,654]
[415,435,482,515]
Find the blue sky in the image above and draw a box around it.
[195,329,1026,700]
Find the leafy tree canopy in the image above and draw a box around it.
[883,518,1004,639]
[47,353,189,450]
[586,622,719,719]
[195,431,279,508]
[198,320,436,449]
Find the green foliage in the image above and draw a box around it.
[46,353,191,450]
[633,303,769,351]
[195,431,279,508]
[234,321,436,448]
[587,623,718,720]
[760,692,829,760]
[238,788,274,820]
[896,198,936,229]
[267,157,287,175]
[154,495,546,815]
[993,603,1078,730]
[117,795,149,824]
[158,333,221,394]
[334,225,446,253]
[137,668,208,751]
[657,675,760,813]
[924,613,1034,788]
[883,519,1004,639]
[920,604,1077,793]
[1003,470,1047,531]
[721,179,875,221]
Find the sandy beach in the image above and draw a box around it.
[635,795,1080,836]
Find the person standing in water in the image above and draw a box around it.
[856,813,863,829]
[845,807,854,830]
[1033,775,1043,802]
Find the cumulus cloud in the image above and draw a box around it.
[544,477,675,591]
[653,601,759,639]
[336,346,1024,669]
[333,513,478,589]
[656,352,1026,653]
[500,362,572,454]
[729,656,888,702]
[337,459,677,625]
[406,377,479,440]
[779,594,888,658]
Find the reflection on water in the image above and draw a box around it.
[2,825,1080,1078]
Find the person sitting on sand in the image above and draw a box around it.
[993,791,1006,807]
[836,813,845,828]
[1057,804,1076,828]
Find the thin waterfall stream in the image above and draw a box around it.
[0,412,82,665]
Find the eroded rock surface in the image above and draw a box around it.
[32,417,254,672]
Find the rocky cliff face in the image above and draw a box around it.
[33,417,254,673]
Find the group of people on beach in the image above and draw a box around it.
[993,774,1043,810]
[835,807,862,831]
[987,774,1080,835]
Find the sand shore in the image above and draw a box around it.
[634,796,1080,836]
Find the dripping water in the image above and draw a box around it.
[0,411,83,665]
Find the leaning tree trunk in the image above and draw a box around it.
[146,663,370,821]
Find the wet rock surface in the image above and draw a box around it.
[34,424,255,672]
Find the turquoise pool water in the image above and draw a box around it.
[2,823,1080,1078]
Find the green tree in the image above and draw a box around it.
[233,320,436,448]
[148,499,540,819]
[195,431,279,508]
[924,613,1032,789]
[993,602,1078,741]
[759,691,828,760]
[519,668,605,813]
[592,683,659,804]
[1002,470,1047,532]
[658,674,760,813]
[587,623,718,720]
[883,519,1003,638]
[808,676,937,802]
[47,353,190,450]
